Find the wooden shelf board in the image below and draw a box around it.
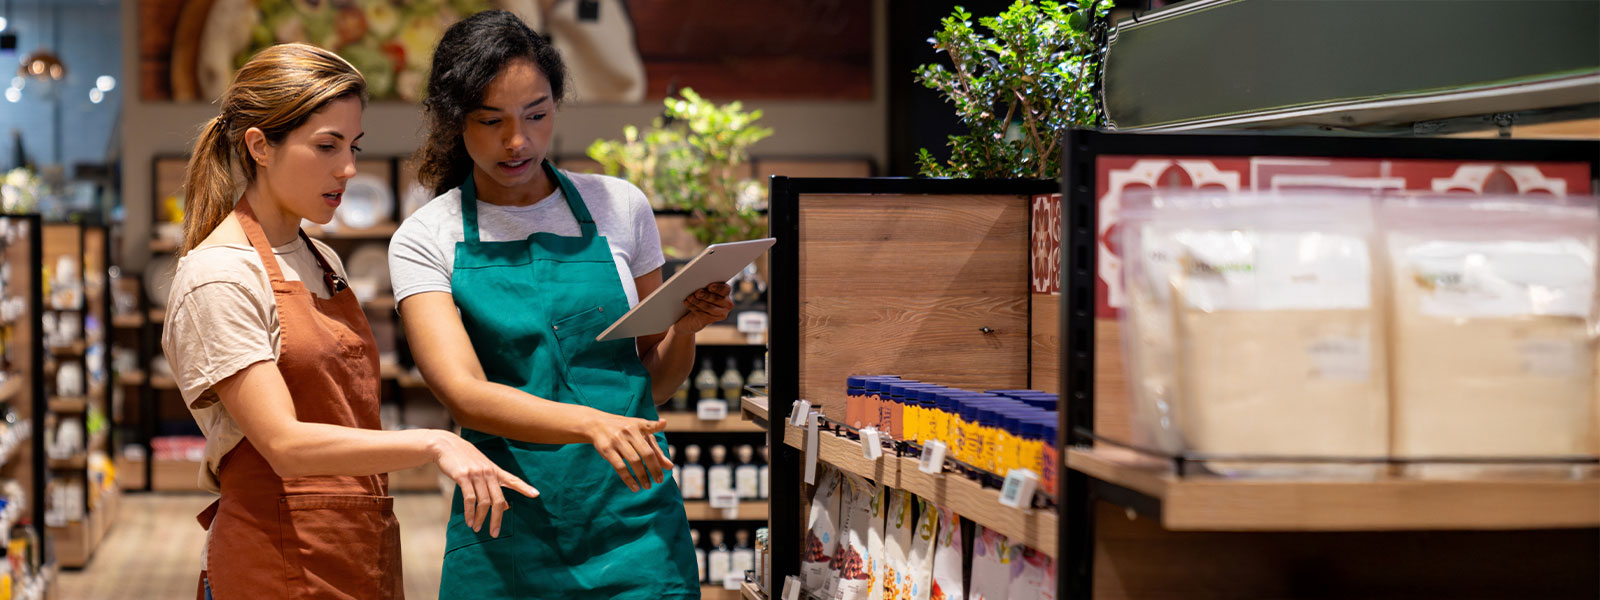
[783,422,1057,558]
[150,375,177,390]
[151,458,203,491]
[0,377,23,403]
[741,581,766,600]
[50,456,86,470]
[117,371,147,386]
[48,342,86,357]
[397,374,429,389]
[149,239,178,253]
[364,296,398,312]
[111,314,145,329]
[702,584,743,600]
[697,325,766,347]
[48,397,87,413]
[683,500,770,521]
[1068,447,1600,532]
[664,412,765,433]
[740,396,769,429]
[148,308,167,324]
[304,223,401,239]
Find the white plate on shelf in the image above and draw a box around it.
[336,173,393,231]
[345,244,391,296]
[145,254,177,308]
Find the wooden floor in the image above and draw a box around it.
[58,492,449,599]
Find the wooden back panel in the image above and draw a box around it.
[796,194,1031,419]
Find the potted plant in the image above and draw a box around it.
[588,88,774,255]
[914,0,1113,179]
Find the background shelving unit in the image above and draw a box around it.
[766,176,1059,596]
[2,214,58,592]
[1054,131,1600,599]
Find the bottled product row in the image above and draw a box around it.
[670,443,770,501]
[692,525,767,588]
[1116,191,1599,474]
[786,466,1054,600]
[670,357,769,415]
[845,377,1060,496]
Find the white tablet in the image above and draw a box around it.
[596,238,777,342]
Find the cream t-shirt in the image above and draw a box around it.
[159,235,347,494]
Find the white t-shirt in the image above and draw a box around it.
[388,171,664,306]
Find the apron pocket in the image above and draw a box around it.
[552,306,636,414]
[277,494,399,600]
[441,512,521,599]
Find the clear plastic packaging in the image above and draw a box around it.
[969,525,1016,600]
[1381,195,1599,476]
[833,474,883,600]
[1120,191,1389,475]
[928,505,964,600]
[802,468,843,597]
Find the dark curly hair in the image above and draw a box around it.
[415,10,569,196]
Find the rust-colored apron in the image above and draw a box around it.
[194,200,401,599]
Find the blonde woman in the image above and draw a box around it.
[161,43,535,599]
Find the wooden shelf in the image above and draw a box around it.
[149,238,178,253]
[304,223,400,239]
[151,458,203,491]
[112,314,145,329]
[0,377,24,403]
[702,584,743,600]
[89,430,107,454]
[150,375,177,390]
[739,396,769,429]
[783,422,1057,558]
[683,500,769,521]
[364,296,397,312]
[663,412,765,433]
[48,342,85,357]
[397,374,429,389]
[1068,447,1600,532]
[697,325,765,346]
[148,308,167,324]
[50,455,86,470]
[49,486,119,568]
[117,371,147,386]
[48,396,87,413]
[741,581,766,600]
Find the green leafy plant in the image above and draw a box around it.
[915,0,1112,179]
[588,88,773,251]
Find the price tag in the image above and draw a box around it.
[789,400,812,427]
[710,489,739,510]
[860,427,883,460]
[918,439,947,474]
[803,411,821,485]
[697,399,729,421]
[999,468,1039,510]
[737,311,768,334]
[782,575,802,600]
[724,574,743,590]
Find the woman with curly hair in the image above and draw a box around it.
[388,10,720,599]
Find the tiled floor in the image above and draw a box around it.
[57,492,449,599]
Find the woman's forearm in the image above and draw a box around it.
[436,375,604,444]
[264,426,443,479]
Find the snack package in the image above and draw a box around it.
[865,483,888,600]
[833,474,883,600]
[1130,193,1389,475]
[1383,196,1599,476]
[928,506,964,600]
[802,468,844,598]
[881,490,940,600]
[1006,548,1056,600]
[969,525,1016,600]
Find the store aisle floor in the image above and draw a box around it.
[58,491,449,599]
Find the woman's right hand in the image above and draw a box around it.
[585,413,674,493]
[430,430,538,538]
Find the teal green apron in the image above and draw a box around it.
[438,162,699,599]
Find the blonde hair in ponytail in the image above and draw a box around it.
[180,43,367,255]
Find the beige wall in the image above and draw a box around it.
[118,0,888,269]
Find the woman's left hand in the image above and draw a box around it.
[675,282,733,333]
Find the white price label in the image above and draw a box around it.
[782,576,802,600]
[860,427,883,460]
[790,400,812,427]
[724,574,744,590]
[803,411,821,485]
[737,311,769,334]
[710,489,739,510]
[999,469,1039,510]
[918,439,947,474]
[697,399,729,421]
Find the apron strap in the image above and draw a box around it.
[459,161,597,241]
[233,199,288,284]
[546,161,598,238]
[234,199,347,292]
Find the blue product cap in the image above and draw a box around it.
[1034,417,1058,446]
[863,379,888,394]
[936,393,959,413]
[1020,419,1044,440]
[846,376,867,390]
[976,405,1002,426]
[959,402,981,421]
[916,389,941,408]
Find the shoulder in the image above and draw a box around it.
[565,171,649,209]
[168,245,271,310]
[394,188,463,244]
